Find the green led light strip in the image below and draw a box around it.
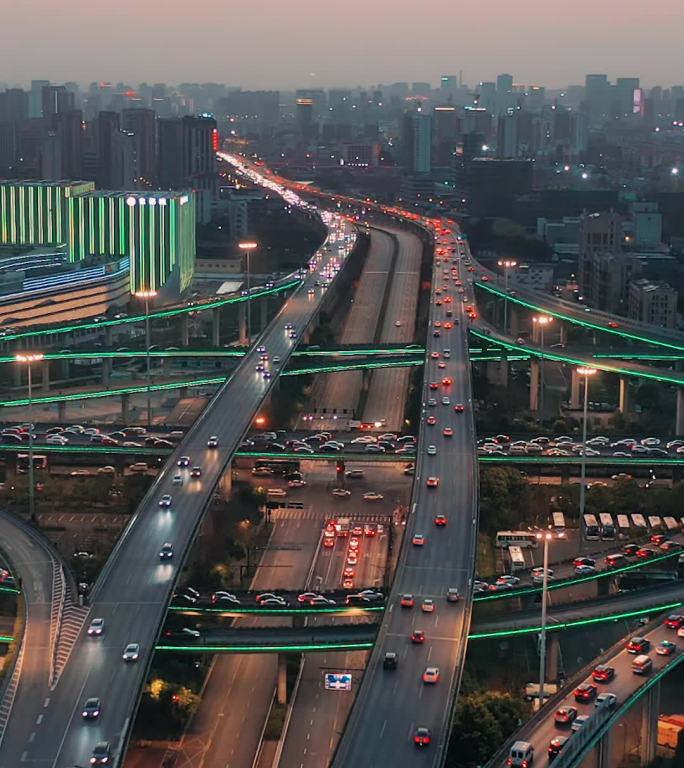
[283,358,423,376]
[469,329,684,385]
[475,280,684,353]
[156,641,375,653]
[474,549,681,602]
[235,450,415,461]
[479,454,684,466]
[0,635,14,644]
[168,605,385,616]
[0,442,171,456]
[468,600,683,640]
[0,279,301,344]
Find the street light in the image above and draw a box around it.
[536,530,553,707]
[239,241,258,343]
[15,353,44,521]
[133,289,158,427]
[577,366,597,551]
[497,259,517,333]
[533,315,552,418]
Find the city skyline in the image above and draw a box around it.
[3,0,683,89]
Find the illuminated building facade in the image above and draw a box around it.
[0,181,195,295]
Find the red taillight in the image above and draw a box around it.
[522,762,529,768]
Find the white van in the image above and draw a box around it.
[632,654,652,675]
[507,740,534,766]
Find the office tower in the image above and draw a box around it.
[215,90,280,137]
[433,106,459,166]
[615,77,640,118]
[40,132,62,179]
[296,98,316,140]
[585,74,610,123]
[411,82,431,97]
[122,108,156,187]
[478,82,496,112]
[0,89,28,123]
[578,210,622,303]
[56,109,83,178]
[30,80,49,118]
[96,111,121,189]
[402,112,432,174]
[441,75,458,93]
[497,110,518,158]
[42,85,75,122]
[628,279,677,328]
[496,73,513,113]
[526,86,545,112]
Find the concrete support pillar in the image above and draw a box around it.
[105,326,113,347]
[486,360,509,388]
[529,360,540,412]
[259,298,268,332]
[531,322,541,344]
[238,303,248,346]
[180,315,190,347]
[509,306,520,337]
[570,367,581,409]
[218,462,232,501]
[559,323,567,347]
[40,360,50,393]
[677,390,684,436]
[58,400,67,423]
[59,358,70,381]
[545,635,560,682]
[277,653,288,705]
[212,307,221,348]
[121,393,130,425]
[618,377,630,414]
[12,365,21,388]
[102,358,112,387]
[596,729,612,768]
[639,680,659,765]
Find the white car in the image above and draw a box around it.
[363,492,384,502]
[441,397,450,406]
[122,643,140,662]
[87,618,105,636]
[421,599,435,613]
[172,474,183,485]
[427,445,437,456]
[332,488,351,498]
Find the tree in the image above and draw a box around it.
[480,467,531,535]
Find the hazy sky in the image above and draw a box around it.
[3,0,682,90]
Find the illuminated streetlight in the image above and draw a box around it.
[577,367,598,549]
[535,530,553,706]
[133,289,158,427]
[239,241,258,343]
[498,260,518,332]
[533,315,552,418]
[15,353,45,521]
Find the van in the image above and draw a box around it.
[632,654,652,675]
[129,462,149,473]
[507,740,534,767]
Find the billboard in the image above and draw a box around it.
[324,673,352,691]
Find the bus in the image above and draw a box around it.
[253,459,300,476]
[508,545,526,573]
[551,512,566,538]
[495,531,538,549]
[583,514,600,541]
[599,513,615,541]
[16,453,48,473]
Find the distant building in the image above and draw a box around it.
[401,112,432,174]
[578,211,622,304]
[342,143,380,167]
[508,262,554,292]
[628,278,678,328]
[497,110,518,158]
[467,158,533,218]
[590,250,641,314]
[433,106,459,166]
[630,202,662,247]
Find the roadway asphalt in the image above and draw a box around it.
[363,228,422,431]
[0,209,354,767]
[333,225,479,766]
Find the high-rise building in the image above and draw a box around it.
[496,110,518,158]
[30,80,49,119]
[55,109,83,179]
[615,77,640,118]
[121,108,156,187]
[477,82,496,112]
[296,98,316,140]
[41,85,75,122]
[578,210,622,303]
[496,73,514,113]
[631,202,662,246]
[96,111,121,189]
[433,106,459,166]
[585,74,610,123]
[0,89,28,123]
[403,112,432,174]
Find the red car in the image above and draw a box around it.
[343,567,355,578]
[574,683,598,702]
[626,636,650,654]
[429,382,439,390]
[414,727,432,747]
[453,403,465,413]
[434,514,447,527]
[650,533,666,545]
[592,665,615,683]
[665,614,684,630]
[554,706,577,726]
[426,477,440,488]
[607,321,620,328]
[323,537,335,548]
[400,594,415,608]
[426,416,437,426]
[636,548,657,559]
[441,377,453,387]
[411,629,425,644]
[443,427,454,437]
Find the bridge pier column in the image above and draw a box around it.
[486,360,509,388]
[212,308,221,348]
[102,358,112,387]
[12,364,21,387]
[529,360,540,412]
[60,358,70,380]
[180,315,190,347]
[259,298,268,332]
[58,400,66,422]
[559,323,567,347]
[596,729,612,768]
[509,306,520,337]
[121,393,130,425]
[545,635,560,682]
[677,390,684,436]
[639,680,659,764]
[277,653,288,705]
[41,360,50,393]
[105,326,113,347]
[238,303,248,346]
[619,377,630,414]
[570,367,581,409]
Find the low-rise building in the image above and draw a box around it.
[628,278,678,328]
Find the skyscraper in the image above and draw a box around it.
[403,112,432,174]
[585,74,610,123]
[496,110,518,158]
[122,108,156,188]
[433,106,459,166]
[96,111,121,189]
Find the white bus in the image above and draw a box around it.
[617,514,631,532]
[583,514,600,541]
[508,545,526,573]
[664,516,679,532]
[551,512,566,537]
[495,531,539,549]
[599,513,615,541]
[631,514,647,529]
[648,516,663,530]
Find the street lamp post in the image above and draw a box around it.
[533,315,552,418]
[577,367,597,550]
[239,241,258,343]
[497,259,517,333]
[133,290,158,427]
[15,353,44,521]
[536,530,553,707]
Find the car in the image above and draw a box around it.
[383,651,398,670]
[288,479,306,488]
[571,715,590,733]
[90,741,111,765]
[422,666,440,684]
[212,592,240,605]
[414,727,432,747]
[411,629,425,644]
[190,466,202,478]
[575,564,596,575]
[426,416,437,426]
[256,592,284,604]
[345,469,365,479]
[309,595,336,606]
[650,533,667,545]
[346,552,358,566]
[400,594,415,608]
[159,543,174,560]
[430,352,440,360]
[82,697,101,720]
[429,381,439,390]
[122,642,140,662]
[443,427,454,437]
[207,436,218,448]
[297,592,320,603]
[345,594,370,605]
[438,361,446,369]
[177,456,191,468]
[363,524,376,537]
[574,682,598,702]
[323,537,335,549]
[87,618,105,636]
[605,553,626,569]
[665,614,684,630]
[548,736,569,761]
[573,556,596,567]
[158,494,173,508]
[626,636,650,654]
[422,598,435,613]
[363,492,384,501]
[343,567,355,579]
[592,665,615,683]
[623,543,640,557]
[426,477,440,488]
[453,403,465,413]
[441,377,452,387]
[441,396,450,406]
[496,575,520,586]
[349,537,360,551]
[657,640,677,656]
[637,547,658,559]
[412,534,425,546]
[607,320,620,329]
[554,706,578,726]
[427,444,437,455]
[331,488,351,498]
[446,587,460,602]
[172,473,183,485]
